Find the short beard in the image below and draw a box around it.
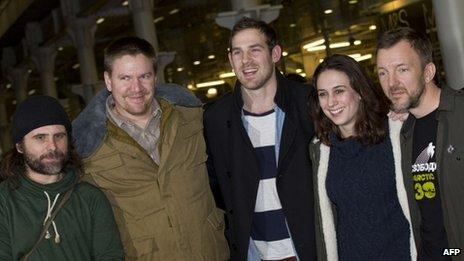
[24,149,69,176]
[391,82,425,113]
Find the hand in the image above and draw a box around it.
[388,111,409,122]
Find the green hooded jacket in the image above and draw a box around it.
[0,167,124,260]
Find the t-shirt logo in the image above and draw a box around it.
[412,142,438,201]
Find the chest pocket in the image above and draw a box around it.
[85,151,164,217]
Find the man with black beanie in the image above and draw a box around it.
[0,95,124,260]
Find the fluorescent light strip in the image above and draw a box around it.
[354,54,372,62]
[196,80,225,88]
[302,39,325,49]
[219,72,235,78]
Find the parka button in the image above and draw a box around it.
[228,209,234,215]
[231,243,237,250]
[226,171,231,178]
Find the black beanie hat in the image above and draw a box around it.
[11,95,72,144]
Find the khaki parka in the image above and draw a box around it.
[73,87,229,261]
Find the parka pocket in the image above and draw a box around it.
[200,209,229,260]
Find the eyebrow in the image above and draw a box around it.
[231,43,265,51]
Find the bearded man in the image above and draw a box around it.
[0,95,123,260]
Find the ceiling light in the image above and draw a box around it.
[208,55,215,59]
[348,53,361,58]
[289,23,296,28]
[6,83,11,89]
[207,88,218,95]
[54,77,59,81]
[96,18,105,24]
[369,25,377,30]
[153,17,164,23]
[306,45,327,52]
[12,100,17,105]
[319,58,324,63]
[303,39,325,49]
[329,42,350,48]
[177,67,184,72]
[354,54,372,62]
[28,69,32,74]
[219,71,236,78]
[299,73,307,78]
[193,60,201,65]
[354,40,362,45]
[58,46,64,51]
[349,0,358,4]
[187,84,194,90]
[122,0,129,6]
[295,68,302,73]
[196,80,225,88]
[72,63,80,69]
[282,51,288,57]
[169,9,179,15]
[28,89,36,95]
[324,9,333,14]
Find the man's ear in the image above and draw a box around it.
[104,71,112,92]
[423,62,436,84]
[16,143,24,154]
[271,45,282,63]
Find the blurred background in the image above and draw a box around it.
[0,0,463,154]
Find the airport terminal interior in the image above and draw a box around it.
[0,0,460,153]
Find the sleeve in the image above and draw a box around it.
[0,197,12,260]
[89,187,125,261]
[203,110,226,211]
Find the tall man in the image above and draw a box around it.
[376,27,464,260]
[0,95,123,260]
[72,37,228,260]
[204,17,317,260]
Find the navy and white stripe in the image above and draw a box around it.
[243,109,296,260]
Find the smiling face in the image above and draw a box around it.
[376,40,428,113]
[316,69,361,138]
[17,125,69,176]
[104,54,156,120]
[228,28,281,91]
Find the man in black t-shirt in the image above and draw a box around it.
[376,27,464,261]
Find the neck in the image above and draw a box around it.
[241,74,278,114]
[410,82,441,118]
[339,126,356,139]
[26,168,63,185]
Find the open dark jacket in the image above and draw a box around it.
[400,86,464,260]
[203,73,317,260]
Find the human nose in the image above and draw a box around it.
[241,50,251,64]
[46,137,57,151]
[387,72,398,88]
[328,93,337,107]
[129,78,143,92]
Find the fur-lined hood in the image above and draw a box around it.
[72,83,202,159]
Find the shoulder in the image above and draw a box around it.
[203,92,234,123]
[155,83,202,107]
[74,181,108,202]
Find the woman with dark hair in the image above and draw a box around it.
[309,54,417,260]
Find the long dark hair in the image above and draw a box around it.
[309,54,390,146]
[0,144,83,189]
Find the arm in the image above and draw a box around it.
[89,187,124,261]
[0,198,12,260]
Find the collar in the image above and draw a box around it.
[19,167,77,197]
[106,95,162,128]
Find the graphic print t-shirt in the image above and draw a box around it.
[412,109,450,260]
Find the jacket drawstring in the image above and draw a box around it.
[43,191,61,244]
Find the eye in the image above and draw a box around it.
[140,74,152,80]
[120,76,130,81]
[317,92,327,97]
[398,67,409,72]
[55,133,67,139]
[35,134,46,141]
[231,50,241,56]
[251,48,261,53]
[335,89,345,94]
[378,71,386,77]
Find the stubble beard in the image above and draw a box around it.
[390,82,425,113]
[240,66,274,91]
[24,149,69,176]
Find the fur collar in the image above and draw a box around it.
[316,118,417,260]
[72,83,202,158]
